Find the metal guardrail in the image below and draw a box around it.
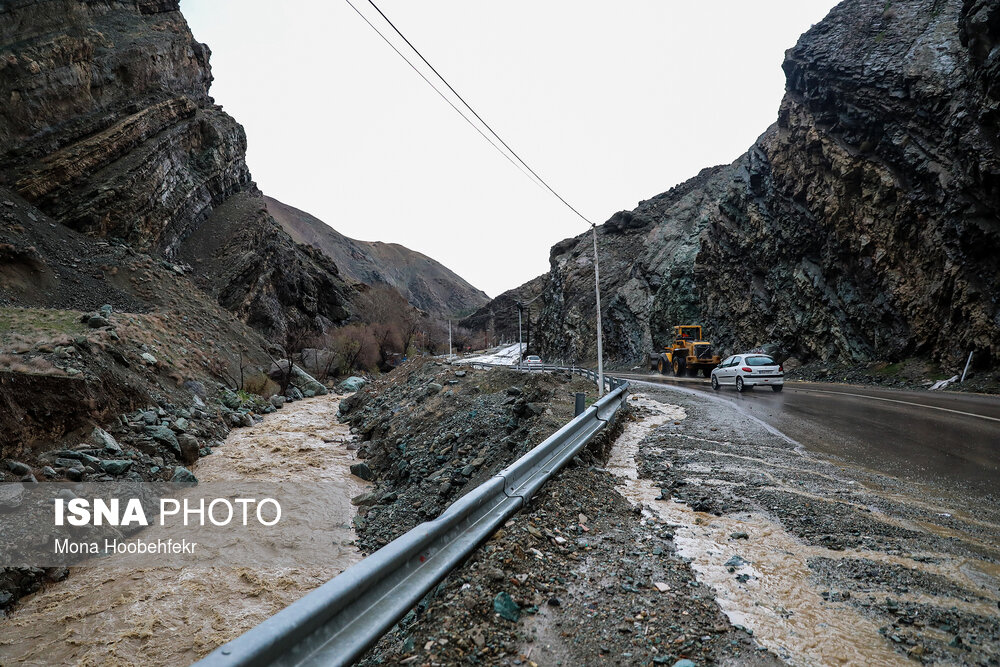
[196,367,629,667]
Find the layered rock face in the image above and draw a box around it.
[0,0,249,252]
[0,0,353,339]
[498,0,1000,369]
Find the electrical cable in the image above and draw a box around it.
[344,0,543,189]
[362,0,596,227]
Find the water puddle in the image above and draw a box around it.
[0,394,369,666]
[608,394,912,666]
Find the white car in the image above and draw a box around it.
[711,354,784,392]
[523,355,543,367]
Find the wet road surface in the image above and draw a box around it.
[615,373,1000,501]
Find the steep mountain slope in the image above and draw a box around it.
[265,196,488,318]
[0,0,355,340]
[477,0,1000,373]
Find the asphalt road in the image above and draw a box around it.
[615,372,1000,500]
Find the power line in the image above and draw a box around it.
[344,0,543,189]
[361,0,596,227]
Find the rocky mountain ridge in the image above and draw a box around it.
[473,0,1000,374]
[265,196,488,318]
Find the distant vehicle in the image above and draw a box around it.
[523,355,543,367]
[711,354,784,392]
[649,325,721,377]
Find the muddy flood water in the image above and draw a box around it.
[0,395,368,666]
[609,392,1000,666]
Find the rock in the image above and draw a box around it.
[184,380,207,399]
[100,460,132,475]
[350,462,375,481]
[506,387,523,396]
[270,395,285,409]
[730,532,749,540]
[673,660,696,667]
[91,427,121,453]
[87,315,110,328]
[0,484,25,511]
[170,467,198,484]
[145,425,181,457]
[66,468,84,481]
[98,304,113,318]
[4,460,31,476]
[268,361,328,396]
[725,555,749,568]
[339,376,367,392]
[303,389,315,398]
[492,591,521,621]
[141,410,159,425]
[425,383,443,395]
[139,352,157,365]
[351,492,378,506]
[171,417,190,433]
[454,370,467,378]
[286,387,304,401]
[220,389,242,409]
[40,466,57,478]
[54,457,80,468]
[177,434,200,465]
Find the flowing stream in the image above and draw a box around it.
[0,395,368,666]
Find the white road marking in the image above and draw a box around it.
[800,387,1000,424]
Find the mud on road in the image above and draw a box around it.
[634,383,1000,665]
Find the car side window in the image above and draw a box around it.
[732,356,741,366]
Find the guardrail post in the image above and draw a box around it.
[574,392,585,416]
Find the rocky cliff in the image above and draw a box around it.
[0,0,355,339]
[265,196,489,318]
[485,0,1000,372]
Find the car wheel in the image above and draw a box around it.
[711,375,720,391]
[736,376,745,393]
[772,385,783,393]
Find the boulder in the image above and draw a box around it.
[171,467,198,484]
[338,376,367,393]
[184,380,207,399]
[100,460,132,475]
[269,360,328,396]
[0,484,25,511]
[145,425,181,457]
[350,462,375,481]
[4,460,31,476]
[177,434,200,465]
[87,315,110,328]
[90,427,121,453]
[140,352,157,365]
[269,395,285,409]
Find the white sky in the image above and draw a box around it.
[180,1,840,298]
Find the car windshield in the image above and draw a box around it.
[527,356,540,361]
[746,356,776,366]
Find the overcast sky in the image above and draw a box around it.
[180,1,840,298]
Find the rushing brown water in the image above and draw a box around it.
[607,394,999,667]
[0,395,369,666]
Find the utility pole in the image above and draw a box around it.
[592,224,604,397]
[448,320,452,358]
[517,302,523,369]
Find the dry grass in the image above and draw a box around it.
[0,353,65,375]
